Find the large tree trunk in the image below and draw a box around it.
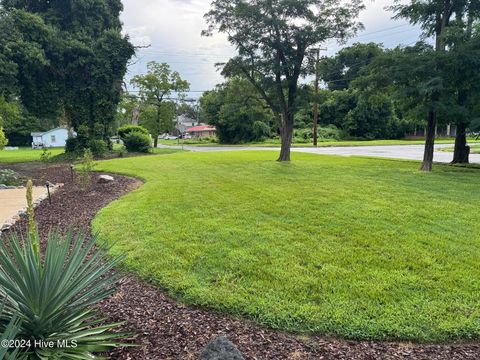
[420,110,436,171]
[452,122,469,164]
[278,114,293,162]
[452,90,469,164]
[420,8,448,172]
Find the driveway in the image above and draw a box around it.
[159,143,480,164]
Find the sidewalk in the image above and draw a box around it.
[0,187,47,227]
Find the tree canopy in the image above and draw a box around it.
[203,0,364,161]
[0,0,134,149]
[130,61,190,147]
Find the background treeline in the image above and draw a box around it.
[199,37,480,147]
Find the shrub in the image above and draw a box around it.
[0,169,19,186]
[0,230,126,359]
[87,139,108,157]
[0,127,7,149]
[293,128,312,143]
[118,125,149,140]
[40,148,52,162]
[318,125,344,141]
[123,131,152,153]
[65,137,86,154]
[77,149,96,190]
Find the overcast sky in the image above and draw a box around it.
[121,0,419,99]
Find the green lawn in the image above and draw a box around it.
[93,151,480,342]
[0,147,64,164]
[441,144,480,154]
[160,138,459,147]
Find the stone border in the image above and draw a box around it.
[0,183,64,233]
[0,185,26,190]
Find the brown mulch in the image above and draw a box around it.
[1,163,479,359]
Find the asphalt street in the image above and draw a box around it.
[159,143,480,164]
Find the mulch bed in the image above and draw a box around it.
[1,163,480,359]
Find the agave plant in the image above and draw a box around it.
[0,231,127,359]
[0,303,22,360]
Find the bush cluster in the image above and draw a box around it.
[118,124,149,139]
[0,169,20,186]
[293,125,344,143]
[118,125,152,153]
[123,131,152,153]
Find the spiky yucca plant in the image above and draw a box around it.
[0,231,127,359]
[0,303,21,360]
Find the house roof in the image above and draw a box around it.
[187,125,216,132]
[31,127,69,137]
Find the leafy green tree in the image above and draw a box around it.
[391,0,480,171]
[319,42,384,91]
[203,0,364,161]
[139,101,176,138]
[444,5,480,163]
[318,90,357,129]
[177,102,199,120]
[200,78,274,144]
[344,93,402,139]
[131,62,190,147]
[0,0,134,149]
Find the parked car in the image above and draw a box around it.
[164,135,178,140]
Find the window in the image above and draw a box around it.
[51,135,56,143]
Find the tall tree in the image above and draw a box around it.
[203,0,364,161]
[139,101,176,139]
[131,62,190,148]
[391,0,479,171]
[447,2,480,163]
[1,0,134,146]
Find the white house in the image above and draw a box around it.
[31,127,71,148]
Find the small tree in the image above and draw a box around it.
[0,127,7,149]
[78,149,96,191]
[131,62,190,148]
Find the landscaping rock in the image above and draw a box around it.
[98,175,115,183]
[199,336,245,360]
[0,185,17,190]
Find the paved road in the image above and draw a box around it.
[159,143,480,164]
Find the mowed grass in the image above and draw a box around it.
[441,144,480,154]
[0,147,64,164]
[93,151,480,342]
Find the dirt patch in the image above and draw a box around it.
[2,163,479,360]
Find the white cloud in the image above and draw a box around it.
[120,0,420,97]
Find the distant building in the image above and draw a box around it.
[31,127,73,148]
[175,115,199,134]
[187,125,216,138]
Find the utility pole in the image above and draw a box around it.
[312,47,326,147]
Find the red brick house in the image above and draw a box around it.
[187,125,217,138]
